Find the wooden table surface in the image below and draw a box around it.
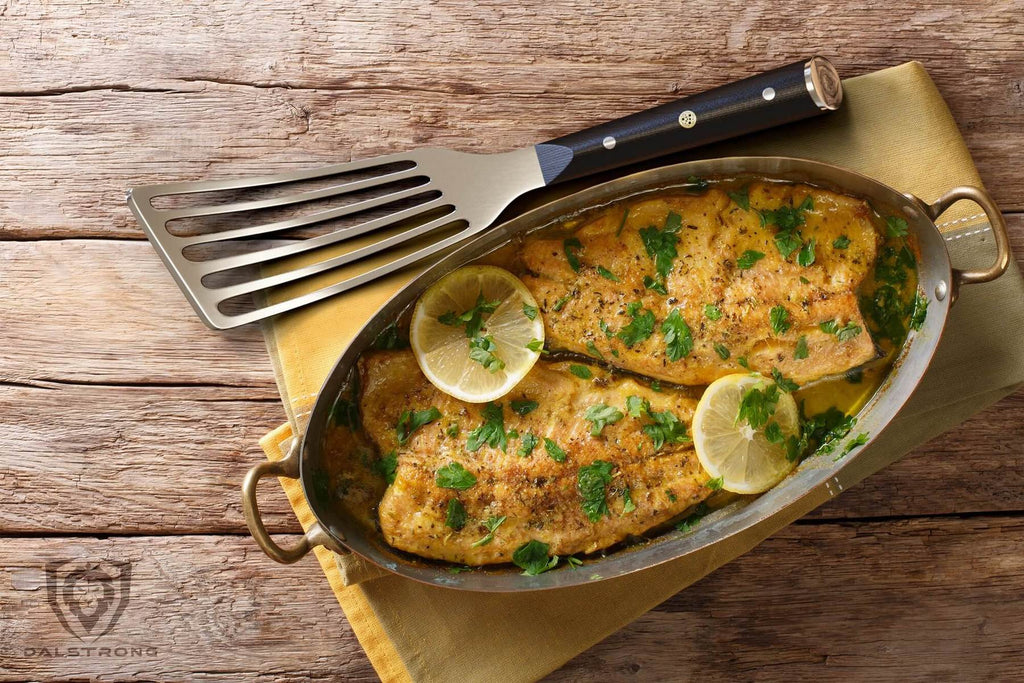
[2,2,1022,680]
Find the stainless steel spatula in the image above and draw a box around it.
[128,57,842,329]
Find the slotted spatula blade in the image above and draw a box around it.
[128,57,842,329]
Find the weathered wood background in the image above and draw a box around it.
[1,1,1022,680]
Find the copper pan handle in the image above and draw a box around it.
[923,186,1011,302]
[241,437,342,564]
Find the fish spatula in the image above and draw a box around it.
[128,57,842,329]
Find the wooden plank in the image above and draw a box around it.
[1,378,1020,534]
[1,220,1022,387]
[549,515,1024,681]
[0,2,1022,240]
[0,240,275,388]
[1,517,1021,681]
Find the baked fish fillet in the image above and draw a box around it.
[521,182,881,385]
[360,350,712,565]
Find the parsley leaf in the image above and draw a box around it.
[794,335,809,360]
[639,212,682,280]
[435,462,476,490]
[445,498,467,531]
[643,410,690,450]
[330,397,360,430]
[466,403,507,452]
[544,438,567,462]
[622,487,636,514]
[468,335,505,373]
[471,515,506,547]
[774,230,803,260]
[769,306,791,335]
[372,321,410,350]
[704,304,722,320]
[617,302,656,347]
[836,323,862,342]
[832,235,851,249]
[374,451,398,484]
[518,432,539,456]
[885,216,909,238]
[843,432,870,455]
[525,338,545,353]
[512,540,559,576]
[737,356,750,369]
[522,303,538,321]
[713,342,730,360]
[552,294,572,312]
[585,340,604,359]
[438,292,501,338]
[578,460,615,522]
[819,319,839,334]
[737,250,765,270]
[771,367,799,392]
[760,195,813,231]
[584,404,624,436]
[736,383,780,430]
[396,407,442,445]
[676,501,709,532]
[564,237,583,272]
[643,275,668,295]
[615,208,629,237]
[625,395,650,418]
[909,291,928,331]
[706,476,724,491]
[569,364,592,380]
[764,421,785,444]
[596,265,619,282]
[797,238,816,267]
[728,186,750,211]
[598,320,614,338]
[511,399,538,416]
[661,309,693,361]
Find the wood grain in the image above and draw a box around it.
[0,1,1022,241]
[2,517,1021,681]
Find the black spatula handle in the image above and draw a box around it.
[535,56,843,185]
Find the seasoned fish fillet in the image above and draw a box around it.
[521,182,881,385]
[360,350,712,565]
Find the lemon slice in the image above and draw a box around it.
[410,265,544,403]
[692,373,800,494]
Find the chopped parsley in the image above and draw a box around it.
[374,451,398,484]
[617,301,656,347]
[651,379,662,392]
[622,487,636,514]
[819,319,862,341]
[552,293,573,312]
[371,321,409,350]
[598,319,614,338]
[564,237,583,272]
[525,338,545,353]
[774,230,804,260]
[713,343,730,360]
[596,265,620,282]
[832,235,851,249]
[584,404,624,436]
[466,403,508,452]
[797,238,816,267]
[885,215,909,238]
[566,555,583,569]
[445,499,467,531]
[518,432,539,456]
[569,364,593,380]
[843,432,870,455]
[760,195,813,231]
[704,304,723,321]
[616,208,630,237]
[737,356,750,369]
[471,515,506,547]
[706,476,724,491]
[728,186,750,211]
[769,306,791,335]
[737,249,766,270]
[435,462,476,490]
[736,383,780,430]
[468,335,505,373]
[909,291,928,330]
[438,292,500,338]
[642,410,690,450]
[544,438,567,462]
[771,367,799,392]
[396,407,442,445]
[511,399,539,416]
[330,397,360,430]
[639,211,682,280]
[522,303,538,321]
[512,540,559,576]
[794,335,809,360]
[585,340,604,359]
[676,502,710,532]
[445,423,460,438]
[643,275,668,295]
[625,395,649,417]
[764,421,784,444]
[578,460,615,522]
[661,309,693,361]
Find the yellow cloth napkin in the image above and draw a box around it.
[256,62,1023,681]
